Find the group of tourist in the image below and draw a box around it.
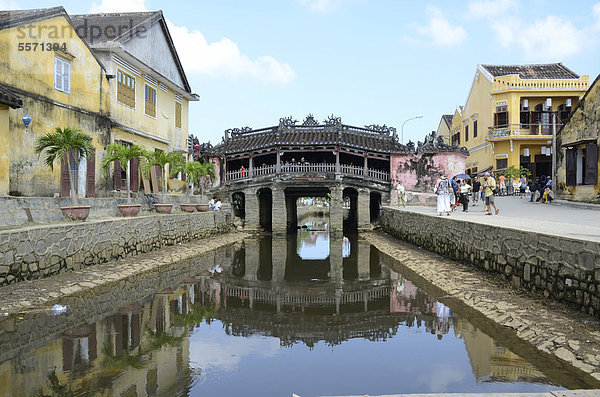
[284,157,311,168]
[208,196,223,211]
[434,172,499,216]
[527,175,554,204]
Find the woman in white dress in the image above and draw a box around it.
[434,173,452,216]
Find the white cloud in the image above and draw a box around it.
[0,0,20,10]
[491,13,597,61]
[417,5,467,47]
[89,0,147,12]
[466,0,517,19]
[167,22,295,84]
[299,0,343,13]
[488,2,600,61]
[88,0,295,84]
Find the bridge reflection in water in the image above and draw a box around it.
[1,219,588,396]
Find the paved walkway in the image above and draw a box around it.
[396,196,600,243]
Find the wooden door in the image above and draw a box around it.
[86,148,96,197]
[113,160,122,190]
[130,157,139,192]
[60,153,70,197]
[585,143,598,185]
[565,148,577,186]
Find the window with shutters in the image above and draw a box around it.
[175,101,182,128]
[451,131,460,146]
[117,69,136,108]
[494,105,508,127]
[54,56,70,94]
[496,158,508,169]
[565,143,598,186]
[473,120,478,138]
[145,84,156,117]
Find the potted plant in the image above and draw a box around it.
[196,162,216,212]
[172,160,201,212]
[142,150,185,214]
[101,143,146,217]
[9,157,33,196]
[34,127,94,221]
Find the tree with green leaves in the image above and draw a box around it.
[197,162,216,200]
[170,160,216,198]
[100,143,146,202]
[34,127,94,205]
[142,150,185,202]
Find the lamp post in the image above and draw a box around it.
[401,114,423,144]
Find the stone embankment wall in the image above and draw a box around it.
[0,195,215,227]
[380,207,600,317]
[0,211,231,286]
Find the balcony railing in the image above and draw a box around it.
[225,162,389,182]
[488,123,563,139]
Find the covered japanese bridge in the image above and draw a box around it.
[210,114,412,233]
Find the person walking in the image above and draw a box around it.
[482,172,499,215]
[472,176,481,206]
[450,177,459,211]
[434,173,452,216]
[459,179,472,212]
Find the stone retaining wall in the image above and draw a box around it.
[380,207,600,317]
[0,211,231,286]
[0,195,218,227]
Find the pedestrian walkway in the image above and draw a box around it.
[399,196,600,243]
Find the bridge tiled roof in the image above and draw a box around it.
[212,122,410,156]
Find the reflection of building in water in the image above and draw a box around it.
[195,235,460,348]
[0,283,201,397]
[390,270,455,338]
[456,319,550,384]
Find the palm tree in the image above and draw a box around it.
[142,150,185,202]
[173,161,216,198]
[176,160,202,196]
[100,143,146,203]
[34,127,94,205]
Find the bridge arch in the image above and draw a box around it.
[370,191,382,222]
[257,187,273,231]
[342,187,358,232]
[232,191,246,220]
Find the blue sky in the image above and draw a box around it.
[4,0,600,145]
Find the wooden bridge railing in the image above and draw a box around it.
[225,162,390,182]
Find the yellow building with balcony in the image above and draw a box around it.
[450,64,589,178]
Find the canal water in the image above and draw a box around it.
[0,216,597,396]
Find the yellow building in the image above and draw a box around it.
[70,11,198,193]
[556,74,600,203]
[0,7,197,197]
[435,114,453,145]
[0,7,111,197]
[450,64,589,178]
